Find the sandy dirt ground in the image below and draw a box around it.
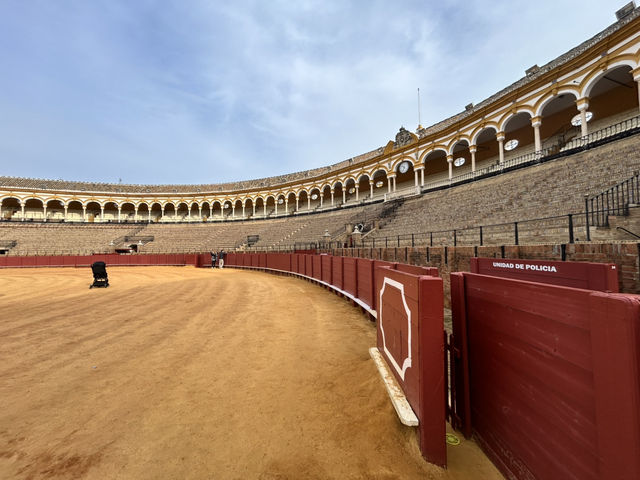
[0,266,503,480]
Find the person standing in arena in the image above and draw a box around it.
[211,251,217,268]
[218,250,225,269]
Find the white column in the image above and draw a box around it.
[83,206,87,223]
[242,204,245,218]
[469,146,477,172]
[134,206,138,222]
[392,176,397,192]
[447,155,453,180]
[263,203,266,216]
[531,116,542,154]
[420,168,424,186]
[21,203,25,221]
[232,205,235,218]
[295,195,299,211]
[414,169,419,187]
[320,194,324,207]
[148,210,151,222]
[253,204,256,216]
[370,182,374,199]
[63,205,68,221]
[576,98,589,138]
[355,185,359,201]
[387,179,392,193]
[307,195,311,210]
[101,206,105,222]
[275,201,278,216]
[285,199,289,214]
[331,189,334,206]
[198,205,202,220]
[43,205,47,222]
[497,132,505,164]
[342,189,346,204]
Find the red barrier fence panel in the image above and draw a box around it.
[312,255,322,281]
[373,260,397,311]
[375,267,446,466]
[297,254,305,275]
[226,253,237,266]
[305,255,313,277]
[259,253,267,268]
[451,272,640,480]
[321,254,332,284]
[342,257,358,298]
[250,253,258,268]
[356,258,374,308]
[396,264,439,277]
[332,256,343,290]
[470,257,619,292]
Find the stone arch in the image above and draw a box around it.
[419,146,447,164]
[45,198,65,221]
[534,88,580,117]
[243,197,254,218]
[176,202,189,221]
[121,202,136,222]
[1,197,21,220]
[137,202,150,222]
[581,58,638,98]
[23,198,44,221]
[82,201,99,222]
[447,137,471,155]
[103,201,119,222]
[189,202,199,221]
[201,201,211,220]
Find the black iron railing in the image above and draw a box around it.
[587,171,640,227]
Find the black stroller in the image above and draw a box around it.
[90,261,109,289]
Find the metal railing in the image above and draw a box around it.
[587,171,640,227]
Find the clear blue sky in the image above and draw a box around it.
[0,0,627,185]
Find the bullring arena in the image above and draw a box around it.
[3,5,640,480]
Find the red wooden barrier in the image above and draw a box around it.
[305,255,313,277]
[356,258,374,308]
[321,254,332,284]
[332,256,343,290]
[396,264,438,277]
[343,257,358,298]
[295,254,305,275]
[372,260,397,311]
[375,266,446,466]
[470,257,618,292]
[312,255,322,281]
[451,273,640,480]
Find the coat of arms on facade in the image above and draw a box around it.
[394,127,415,148]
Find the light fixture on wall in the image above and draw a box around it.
[311,193,318,200]
[348,187,355,194]
[453,157,466,167]
[278,198,284,205]
[376,181,384,188]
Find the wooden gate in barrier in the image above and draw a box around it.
[450,272,640,480]
[374,266,446,466]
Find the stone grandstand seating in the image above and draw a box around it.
[0,223,138,256]
[1,132,639,255]
[366,133,640,246]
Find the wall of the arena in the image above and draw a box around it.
[329,242,640,306]
[0,253,212,268]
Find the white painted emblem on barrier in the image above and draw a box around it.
[379,277,412,381]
